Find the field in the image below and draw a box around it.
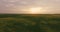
[0,14,60,32]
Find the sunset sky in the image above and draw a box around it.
[0,0,60,14]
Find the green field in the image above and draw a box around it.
[0,14,60,32]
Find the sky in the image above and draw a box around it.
[0,0,60,14]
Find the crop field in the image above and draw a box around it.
[0,14,60,32]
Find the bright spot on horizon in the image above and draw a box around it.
[29,7,42,14]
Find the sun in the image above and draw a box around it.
[20,7,43,14]
[29,7,42,14]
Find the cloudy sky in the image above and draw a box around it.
[0,0,60,14]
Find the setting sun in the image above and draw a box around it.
[29,7,42,14]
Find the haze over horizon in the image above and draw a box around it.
[0,0,60,14]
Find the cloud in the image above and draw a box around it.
[3,0,19,2]
[5,4,15,7]
[0,0,60,14]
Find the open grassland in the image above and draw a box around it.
[0,14,60,32]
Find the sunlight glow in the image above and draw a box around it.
[29,7,42,14]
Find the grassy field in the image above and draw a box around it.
[0,14,60,32]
